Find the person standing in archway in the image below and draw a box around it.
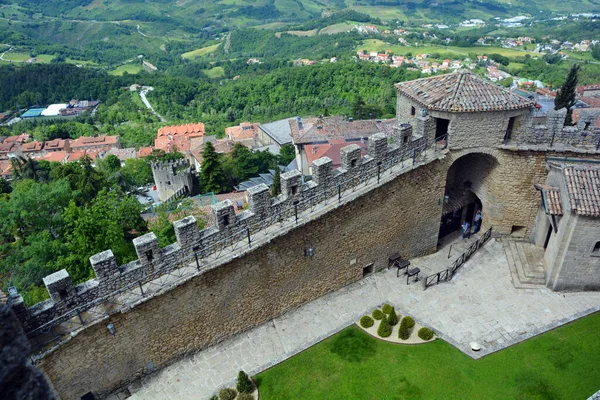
[462,221,471,240]
[474,210,482,234]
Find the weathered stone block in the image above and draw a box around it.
[340,144,362,170]
[212,200,236,230]
[90,250,118,281]
[368,133,388,160]
[133,232,160,264]
[311,157,332,186]
[281,170,302,199]
[247,184,271,217]
[43,270,75,304]
[173,216,200,250]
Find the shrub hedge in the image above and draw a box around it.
[387,307,399,326]
[398,317,411,340]
[219,388,237,400]
[372,309,384,320]
[382,304,393,315]
[377,316,392,337]
[418,327,434,340]
[404,316,415,328]
[237,370,254,394]
[360,315,374,328]
[237,394,254,400]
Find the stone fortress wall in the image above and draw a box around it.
[6,94,600,399]
[151,158,195,202]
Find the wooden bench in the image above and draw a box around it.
[406,267,420,285]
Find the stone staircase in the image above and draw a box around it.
[503,240,546,289]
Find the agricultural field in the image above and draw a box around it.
[358,39,539,58]
[276,29,319,38]
[203,66,225,78]
[319,22,354,35]
[109,64,143,76]
[181,44,221,59]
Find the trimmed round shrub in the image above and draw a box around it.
[237,394,254,400]
[418,327,434,341]
[377,316,392,338]
[210,396,218,400]
[404,316,415,328]
[398,317,411,340]
[219,388,236,400]
[382,303,393,315]
[372,309,384,320]
[387,307,399,326]
[236,370,253,394]
[360,315,374,328]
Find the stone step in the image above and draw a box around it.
[514,241,546,280]
[504,241,545,289]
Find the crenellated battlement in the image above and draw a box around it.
[8,130,435,338]
[151,158,195,202]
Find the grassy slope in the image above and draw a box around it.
[256,312,600,400]
[109,64,143,75]
[181,44,221,59]
[359,39,539,58]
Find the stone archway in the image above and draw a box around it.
[440,152,501,240]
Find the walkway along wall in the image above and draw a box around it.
[33,144,449,399]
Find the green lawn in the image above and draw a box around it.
[358,40,538,59]
[256,313,600,400]
[181,43,221,59]
[203,66,225,78]
[109,64,143,76]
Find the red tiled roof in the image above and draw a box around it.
[395,70,535,112]
[3,134,31,144]
[564,166,600,217]
[571,108,600,129]
[290,116,395,144]
[68,150,87,162]
[70,135,119,149]
[157,123,205,137]
[137,146,154,158]
[226,122,259,141]
[21,141,43,152]
[306,139,368,168]
[42,151,68,163]
[44,138,68,151]
[535,184,563,216]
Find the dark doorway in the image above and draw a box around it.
[439,209,462,238]
[543,225,552,250]
[504,117,515,144]
[435,118,450,141]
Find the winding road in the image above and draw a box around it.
[139,86,166,122]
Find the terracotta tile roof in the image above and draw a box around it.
[564,166,600,217]
[70,135,119,149]
[157,123,205,137]
[535,184,563,216]
[290,116,395,144]
[226,122,259,141]
[571,108,600,128]
[44,138,69,151]
[42,151,68,163]
[306,139,368,168]
[68,150,87,162]
[395,70,535,112]
[3,134,31,144]
[137,146,154,158]
[21,141,44,152]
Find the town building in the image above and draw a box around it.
[43,138,70,153]
[155,123,205,153]
[70,135,121,152]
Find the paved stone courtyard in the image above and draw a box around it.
[126,238,600,400]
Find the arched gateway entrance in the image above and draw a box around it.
[439,152,500,241]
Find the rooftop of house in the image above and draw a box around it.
[563,165,600,217]
[157,123,205,137]
[68,150,87,162]
[258,118,294,145]
[0,142,20,153]
[137,146,154,158]
[290,116,395,144]
[42,151,68,163]
[106,147,137,162]
[395,70,535,113]
[71,135,119,148]
[534,184,564,216]
[44,138,68,150]
[226,123,259,141]
[305,139,368,168]
[3,134,31,144]
[21,141,44,152]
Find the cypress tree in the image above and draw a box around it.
[554,64,580,126]
[271,168,281,197]
[200,141,225,193]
